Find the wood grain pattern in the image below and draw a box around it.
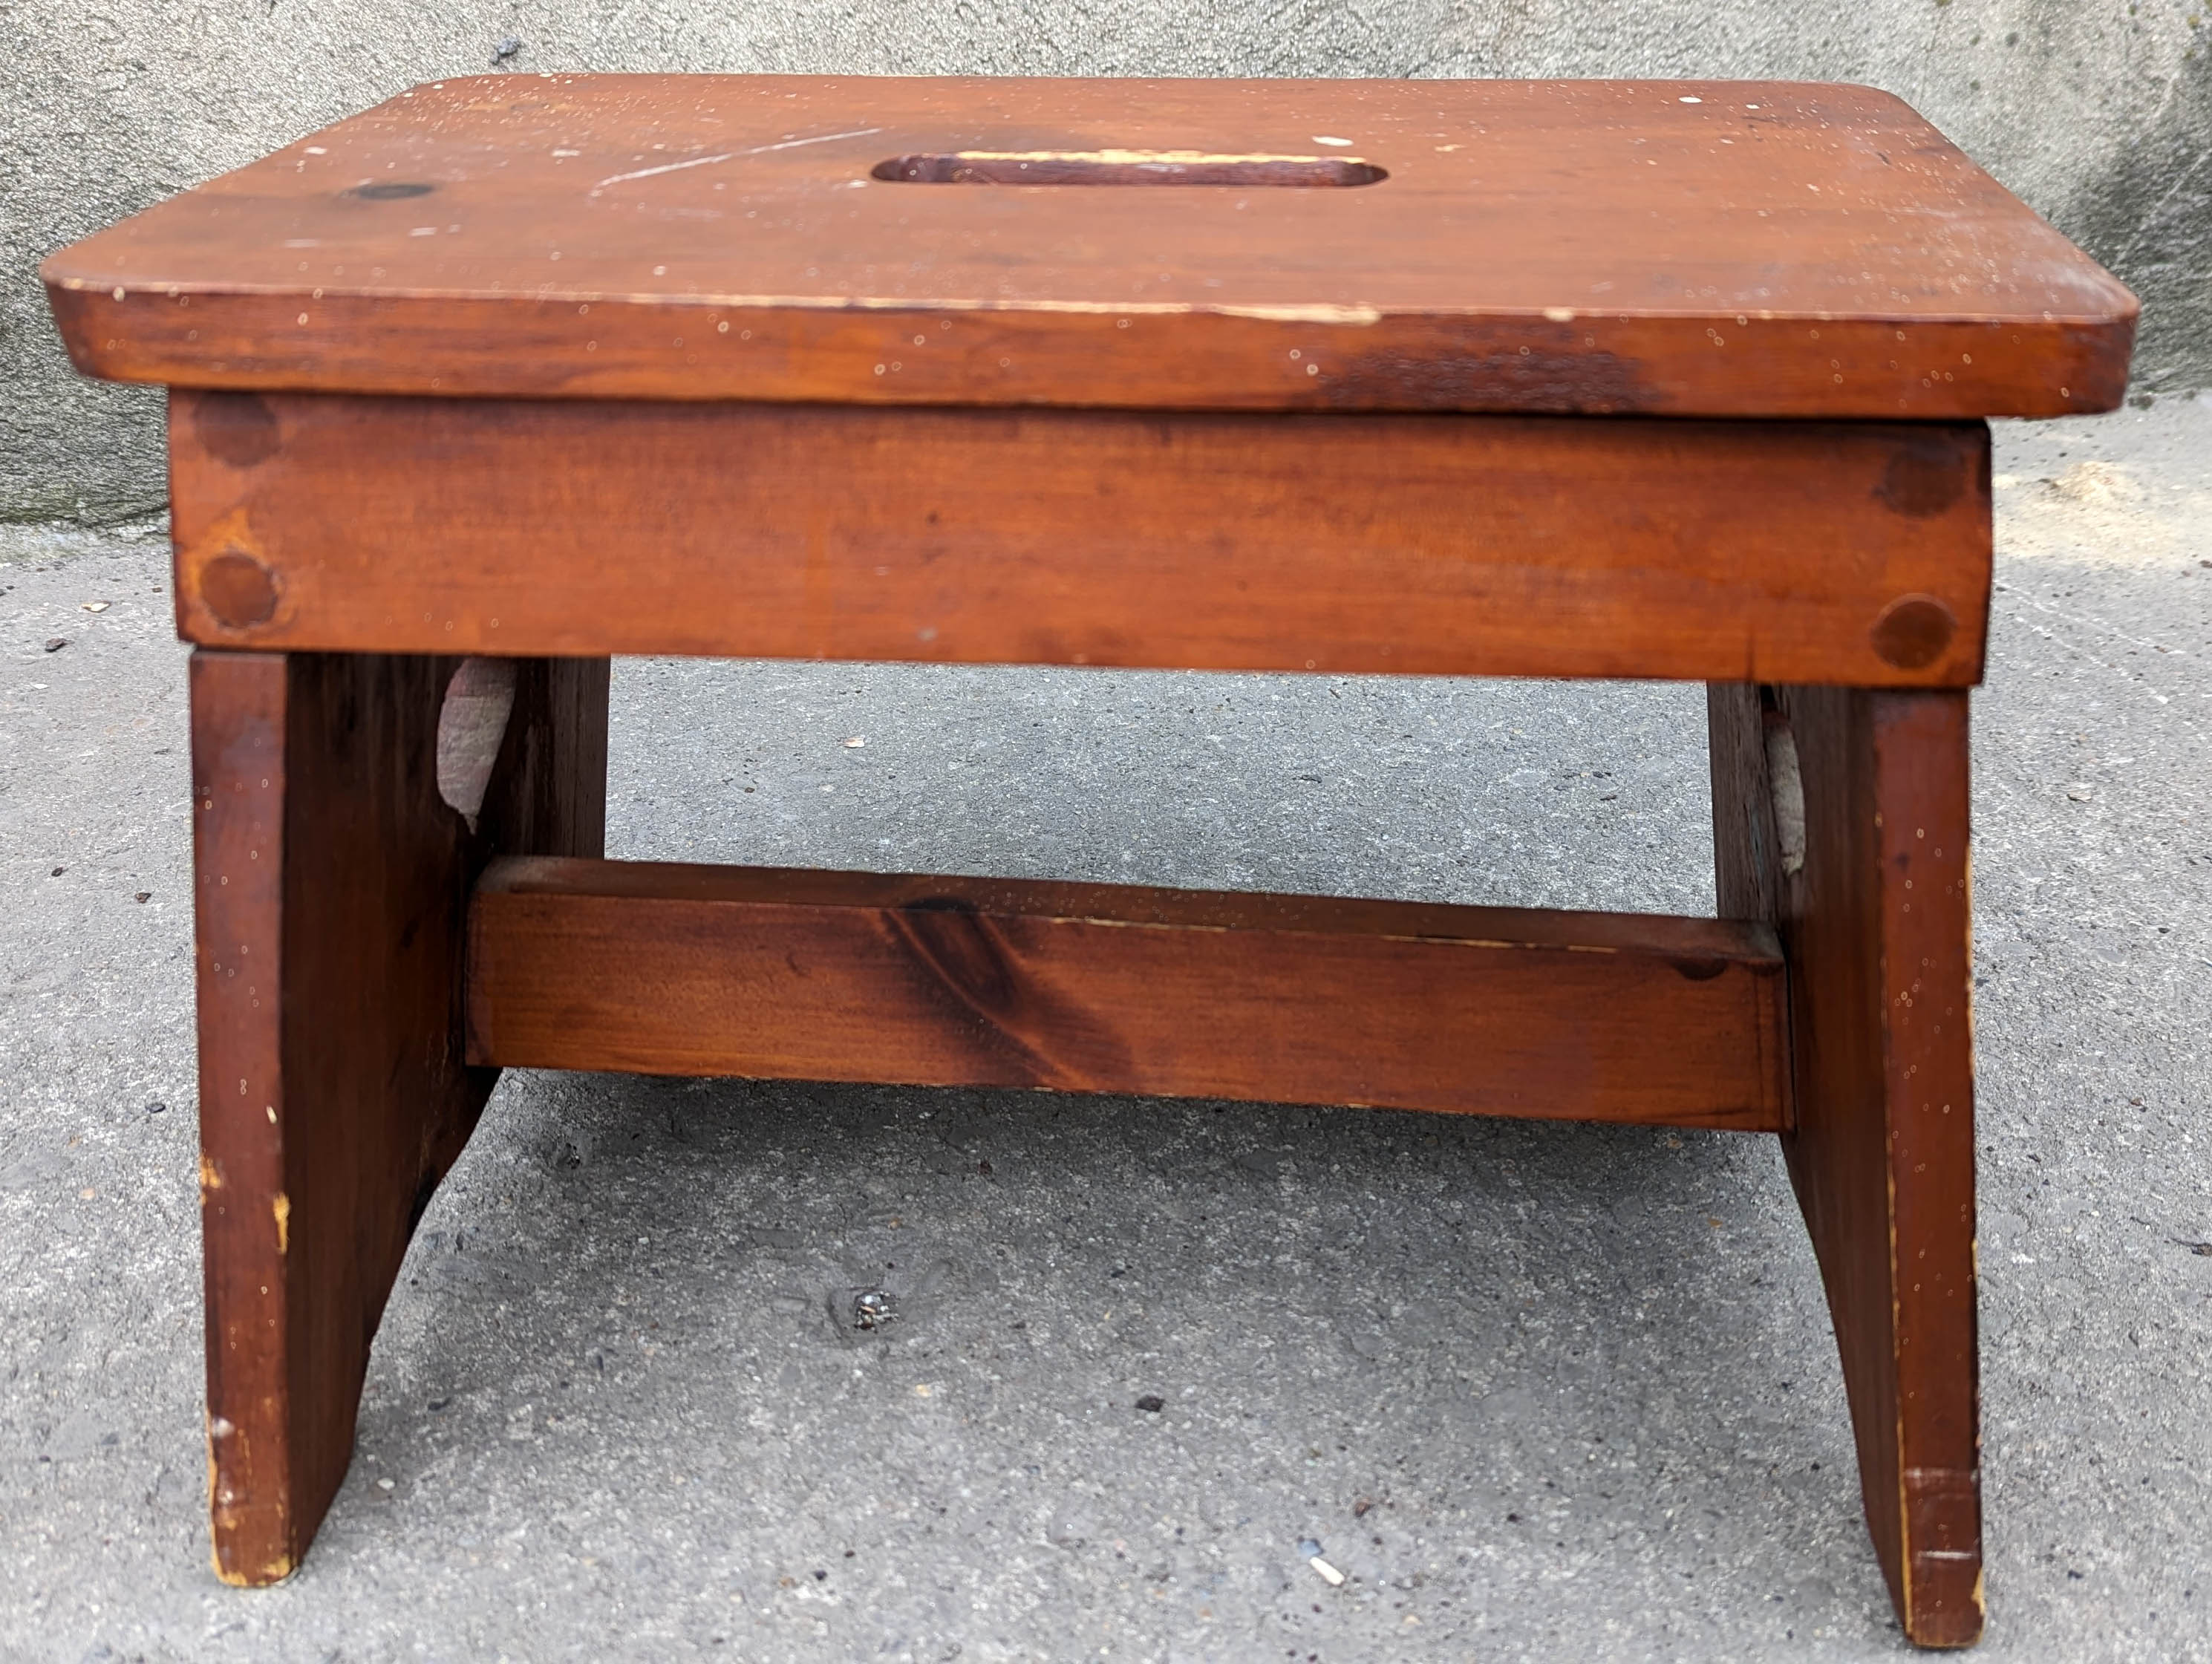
[169,391,1993,685]
[192,649,606,1585]
[466,857,1792,1131]
[45,76,2133,417]
[190,651,293,1586]
[1708,682,1982,1647]
[96,66,2035,1625]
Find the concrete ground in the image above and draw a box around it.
[1,400,2208,1663]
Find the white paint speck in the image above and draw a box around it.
[1311,135,1354,147]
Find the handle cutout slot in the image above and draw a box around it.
[871,150,1386,187]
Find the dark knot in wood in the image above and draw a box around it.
[886,898,1134,1088]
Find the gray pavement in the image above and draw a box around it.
[1,399,2208,1662]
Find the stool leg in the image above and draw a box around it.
[190,649,607,1585]
[1709,683,1983,1648]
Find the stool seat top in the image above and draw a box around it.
[45,74,2133,417]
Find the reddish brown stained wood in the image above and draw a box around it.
[466,856,1792,1132]
[1708,682,1981,1647]
[44,77,2132,417]
[191,652,291,1585]
[192,649,606,1585]
[169,391,1993,685]
[1709,682,1787,927]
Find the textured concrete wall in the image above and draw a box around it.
[4,1,2206,523]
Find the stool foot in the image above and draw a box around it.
[189,650,606,1585]
[1710,683,1983,1648]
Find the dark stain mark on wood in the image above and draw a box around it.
[1876,434,1969,518]
[195,393,280,469]
[1668,956,1732,982]
[1326,346,1650,414]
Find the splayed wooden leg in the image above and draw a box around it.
[191,649,606,1584]
[1710,682,1983,1648]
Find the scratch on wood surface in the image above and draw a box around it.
[1213,303,1383,326]
[203,1415,224,1542]
[590,126,883,189]
[499,293,1391,324]
[143,286,1394,327]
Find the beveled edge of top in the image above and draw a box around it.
[42,74,2139,418]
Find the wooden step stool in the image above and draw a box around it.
[44,74,2135,1646]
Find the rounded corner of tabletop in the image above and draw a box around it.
[42,74,2134,421]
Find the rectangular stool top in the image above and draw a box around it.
[45,75,2133,417]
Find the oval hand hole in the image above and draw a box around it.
[348,181,437,200]
[871,151,1386,187]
